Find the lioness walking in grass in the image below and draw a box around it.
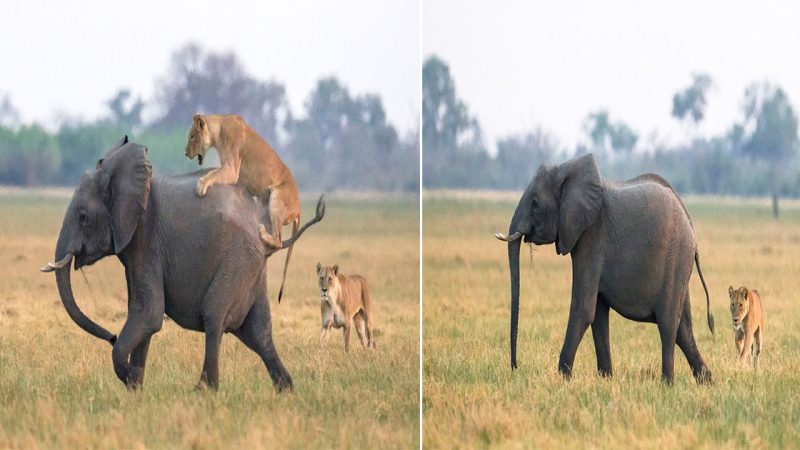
[317,263,375,352]
[728,286,764,368]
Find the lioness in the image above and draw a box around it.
[185,114,300,302]
[317,263,375,352]
[728,286,764,368]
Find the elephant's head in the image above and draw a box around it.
[496,153,604,369]
[40,135,152,345]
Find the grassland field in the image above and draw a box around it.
[0,191,419,449]
[423,193,800,449]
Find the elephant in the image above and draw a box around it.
[40,136,325,391]
[495,153,714,384]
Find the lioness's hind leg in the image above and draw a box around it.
[354,313,368,350]
[753,327,762,368]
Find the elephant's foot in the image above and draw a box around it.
[195,372,219,391]
[597,367,612,378]
[273,374,293,393]
[125,366,145,390]
[693,367,713,385]
[557,360,573,379]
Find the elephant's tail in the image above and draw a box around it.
[695,252,714,335]
[277,217,299,303]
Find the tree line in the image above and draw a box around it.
[423,55,800,214]
[0,43,419,192]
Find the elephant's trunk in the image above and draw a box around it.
[507,203,526,370]
[50,232,116,345]
[509,236,521,370]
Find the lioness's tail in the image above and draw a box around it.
[277,218,300,303]
[695,252,714,335]
[361,278,376,349]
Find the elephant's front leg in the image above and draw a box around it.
[558,269,600,378]
[112,276,164,390]
[591,298,612,377]
[128,336,153,386]
[113,313,162,390]
[557,254,602,379]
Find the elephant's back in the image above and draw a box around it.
[604,179,696,254]
[148,173,267,329]
[152,172,266,241]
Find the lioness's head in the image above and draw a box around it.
[317,263,339,302]
[185,114,212,166]
[729,286,750,327]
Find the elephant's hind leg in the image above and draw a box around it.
[197,324,224,390]
[591,297,612,377]
[233,294,293,392]
[655,291,684,384]
[675,295,712,384]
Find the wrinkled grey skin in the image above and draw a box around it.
[43,136,324,391]
[501,153,714,384]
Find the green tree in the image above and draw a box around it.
[286,77,406,191]
[422,55,488,188]
[495,129,559,189]
[0,124,61,185]
[153,43,290,147]
[739,82,800,217]
[106,89,144,130]
[56,122,126,185]
[672,73,713,125]
[0,94,19,127]
[583,110,638,156]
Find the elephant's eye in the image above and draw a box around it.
[78,212,88,226]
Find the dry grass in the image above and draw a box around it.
[423,195,800,449]
[0,192,419,449]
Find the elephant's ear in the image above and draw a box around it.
[98,143,152,254]
[555,153,603,255]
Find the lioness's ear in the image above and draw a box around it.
[728,286,734,297]
[332,265,339,275]
[316,262,321,275]
[194,114,205,129]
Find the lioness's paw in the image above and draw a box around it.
[196,179,208,197]
[258,224,280,249]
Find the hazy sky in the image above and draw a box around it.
[423,1,800,153]
[0,0,419,132]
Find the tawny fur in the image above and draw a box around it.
[728,286,765,368]
[185,114,300,302]
[317,263,375,352]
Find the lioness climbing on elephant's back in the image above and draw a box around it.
[184,113,300,303]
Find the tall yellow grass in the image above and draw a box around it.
[423,195,800,449]
[0,193,419,449]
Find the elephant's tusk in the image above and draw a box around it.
[495,231,522,242]
[40,253,73,272]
